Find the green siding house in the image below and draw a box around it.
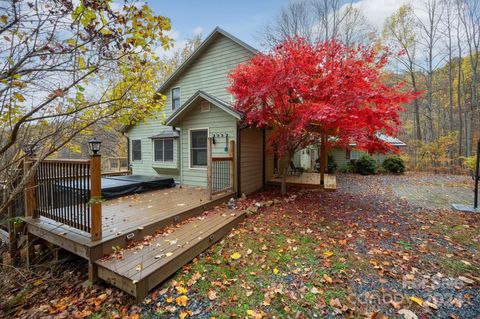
[125,27,406,193]
[125,27,265,195]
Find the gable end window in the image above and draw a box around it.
[172,87,180,110]
[132,140,142,161]
[190,129,208,168]
[154,139,174,162]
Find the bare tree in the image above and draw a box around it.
[457,0,480,156]
[383,5,423,142]
[260,0,372,48]
[0,0,171,214]
[415,0,445,142]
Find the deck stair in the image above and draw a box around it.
[95,209,245,301]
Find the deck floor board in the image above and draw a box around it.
[96,209,245,299]
[24,186,232,248]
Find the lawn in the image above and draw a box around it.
[1,173,479,319]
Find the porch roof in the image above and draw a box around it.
[165,90,243,126]
[149,128,180,139]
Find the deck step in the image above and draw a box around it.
[95,209,245,301]
[324,174,337,191]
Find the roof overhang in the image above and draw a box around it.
[165,90,243,126]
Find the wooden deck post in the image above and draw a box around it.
[24,158,38,218]
[320,135,327,187]
[207,138,213,200]
[229,140,235,192]
[90,154,102,241]
[7,205,19,265]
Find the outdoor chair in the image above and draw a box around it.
[289,161,304,176]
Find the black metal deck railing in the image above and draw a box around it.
[35,159,91,232]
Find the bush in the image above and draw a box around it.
[327,155,337,173]
[338,162,354,173]
[382,156,406,174]
[462,155,477,171]
[353,155,377,175]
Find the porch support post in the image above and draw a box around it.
[320,135,327,187]
[207,138,213,200]
[90,154,102,241]
[24,158,38,218]
[229,140,235,192]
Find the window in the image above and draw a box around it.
[190,129,208,168]
[132,140,142,161]
[172,87,180,110]
[154,139,174,162]
[350,150,363,160]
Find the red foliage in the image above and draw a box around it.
[228,37,419,157]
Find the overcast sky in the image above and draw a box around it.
[150,0,412,53]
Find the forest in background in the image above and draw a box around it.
[260,0,479,172]
[57,0,480,173]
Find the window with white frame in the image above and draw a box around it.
[190,129,207,168]
[154,139,174,162]
[132,140,142,161]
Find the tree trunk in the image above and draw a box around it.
[280,152,294,196]
[457,26,463,158]
[410,72,422,141]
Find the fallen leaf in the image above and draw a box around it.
[409,296,423,306]
[424,301,438,310]
[176,295,188,307]
[323,251,334,258]
[323,274,333,284]
[398,309,418,319]
[230,252,242,260]
[176,286,188,294]
[179,311,192,319]
[33,279,44,286]
[207,289,217,300]
[458,276,474,284]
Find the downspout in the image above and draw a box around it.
[174,127,182,186]
[125,134,131,170]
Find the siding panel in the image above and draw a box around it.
[240,128,264,195]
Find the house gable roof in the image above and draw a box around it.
[165,90,242,126]
[156,27,258,95]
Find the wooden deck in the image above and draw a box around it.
[24,186,235,260]
[23,185,243,299]
[268,173,337,190]
[96,209,245,300]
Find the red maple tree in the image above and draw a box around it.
[229,37,419,194]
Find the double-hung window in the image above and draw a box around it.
[132,140,142,161]
[154,139,174,162]
[190,129,207,168]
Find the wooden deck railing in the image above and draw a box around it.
[207,139,235,199]
[26,156,102,240]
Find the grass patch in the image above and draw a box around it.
[438,258,476,276]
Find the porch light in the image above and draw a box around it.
[88,138,102,155]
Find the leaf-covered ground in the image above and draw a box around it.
[1,173,479,319]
